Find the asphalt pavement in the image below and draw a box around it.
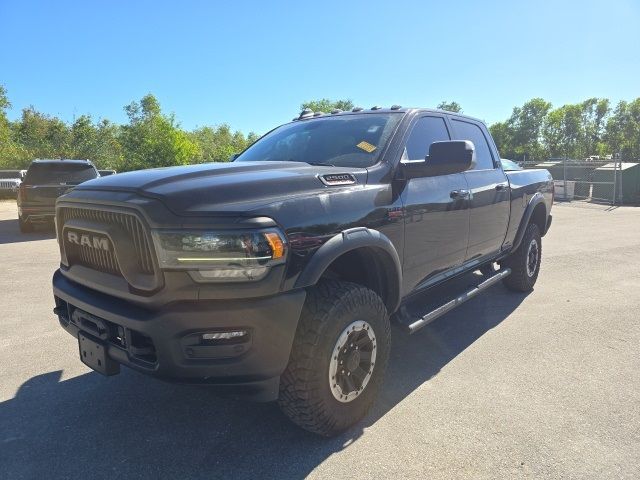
[0,200,638,479]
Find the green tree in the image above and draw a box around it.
[93,119,123,169]
[540,99,612,160]
[0,86,26,167]
[436,101,463,113]
[489,121,512,158]
[543,104,584,158]
[0,85,10,111]
[13,106,71,163]
[604,99,640,160]
[68,115,123,168]
[300,98,354,114]
[3,86,639,172]
[69,115,98,160]
[542,107,567,157]
[189,124,256,163]
[580,98,610,157]
[503,98,552,162]
[119,94,200,171]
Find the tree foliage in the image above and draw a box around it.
[0,89,639,171]
[300,98,354,114]
[0,89,258,171]
[436,101,463,113]
[119,94,201,171]
[489,97,640,162]
[603,99,640,161]
[0,86,25,168]
[189,125,258,163]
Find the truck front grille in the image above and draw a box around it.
[58,206,156,280]
[0,180,18,190]
[71,234,121,275]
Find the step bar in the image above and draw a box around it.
[404,268,511,334]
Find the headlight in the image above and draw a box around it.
[151,228,286,282]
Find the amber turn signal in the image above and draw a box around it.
[264,232,285,259]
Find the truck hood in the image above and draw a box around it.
[74,161,368,216]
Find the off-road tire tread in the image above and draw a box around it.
[502,223,541,292]
[278,280,389,436]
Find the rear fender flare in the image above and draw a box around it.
[511,193,546,251]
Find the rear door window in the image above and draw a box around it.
[451,120,495,170]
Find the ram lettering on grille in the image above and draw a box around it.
[59,207,156,278]
[67,232,110,251]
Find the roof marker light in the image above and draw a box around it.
[298,108,314,120]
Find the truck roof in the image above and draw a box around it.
[31,159,94,164]
[292,106,487,126]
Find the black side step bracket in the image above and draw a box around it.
[399,268,511,334]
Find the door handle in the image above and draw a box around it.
[495,183,509,191]
[450,189,470,199]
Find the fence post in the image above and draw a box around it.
[612,154,619,206]
[619,159,623,204]
[563,157,567,201]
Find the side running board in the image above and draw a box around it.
[404,268,511,334]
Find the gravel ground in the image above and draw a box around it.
[0,199,638,479]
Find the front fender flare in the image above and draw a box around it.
[294,228,402,313]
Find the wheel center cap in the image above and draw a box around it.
[346,350,360,371]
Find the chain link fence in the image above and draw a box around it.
[521,158,640,205]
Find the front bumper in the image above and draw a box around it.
[53,270,306,401]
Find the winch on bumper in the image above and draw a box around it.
[53,270,306,401]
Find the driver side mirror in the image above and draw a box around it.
[402,140,476,179]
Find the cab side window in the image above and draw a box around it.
[403,116,450,161]
[451,119,495,170]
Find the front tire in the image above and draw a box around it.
[278,280,390,437]
[502,223,542,292]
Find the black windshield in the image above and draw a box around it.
[235,113,403,168]
[25,163,98,184]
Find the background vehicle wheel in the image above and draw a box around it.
[18,216,34,233]
[479,262,498,276]
[501,223,542,292]
[278,280,390,437]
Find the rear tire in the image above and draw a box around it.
[501,223,542,292]
[278,280,390,437]
[18,216,34,233]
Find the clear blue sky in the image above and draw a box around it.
[1,0,638,135]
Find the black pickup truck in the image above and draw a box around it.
[52,107,553,436]
[18,159,99,232]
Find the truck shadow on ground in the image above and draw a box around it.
[0,218,55,244]
[1,279,527,480]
